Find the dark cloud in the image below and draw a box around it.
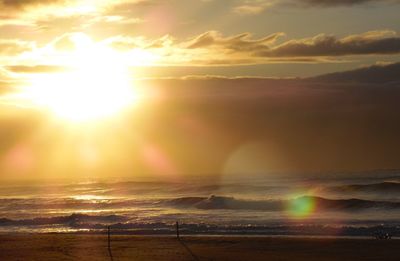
[184,30,400,62]
[124,62,400,174]
[262,31,400,57]
[297,0,398,7]
[312,62,400,83]
[0,0,65,10]
[231,0,400,15]
[1,62,400,178]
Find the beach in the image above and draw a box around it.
[0,234,399,261]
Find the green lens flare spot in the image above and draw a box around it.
[288,196,315,217]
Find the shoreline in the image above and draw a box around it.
[1,231,398,240]
[1,234,399,261]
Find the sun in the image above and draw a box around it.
[20,35,139,123]
[26,66,136,122]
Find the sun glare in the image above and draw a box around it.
[26,67,135,122]
[20,35,139,122]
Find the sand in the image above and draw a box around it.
[0,234,399,261]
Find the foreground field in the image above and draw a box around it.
[0,234,398,261]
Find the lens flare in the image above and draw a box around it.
[287,196,316,218]
[142,143,180,181]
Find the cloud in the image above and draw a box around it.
[186,30,284,50]
[312,62,400,83]
[0,0,146,23]
[233,1,274,15]
[0,0,147,38]
[126,62,400,174]
[259,30,400,57]
[0,67,21,95]
[1,30,399,67]
[179,30,400,64]
[0,39,35,55]
[0,0,65,9]
[297,0,399,7]
[1,62,400,177]
[105,34,174,51]
[229,0,400,14]
[6,65,68,74]
[33,13,144,33]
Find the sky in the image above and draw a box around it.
[0,0,399,181]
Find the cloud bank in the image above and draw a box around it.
[179,30,400,65]
[1,62,399,178]
[298,0,399,7]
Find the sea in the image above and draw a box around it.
[1,173,399,237]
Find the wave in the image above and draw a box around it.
[0,213,128,226]
[0,198,153,212]
[302,196,400,211]
[165,195,400,211]
[325,182,400,194]
[165,195,281,210]
[0,213,399,237]
[2,194,399,214]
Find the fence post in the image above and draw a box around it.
[107,226,114,260]
[108,226,111,250]
[176,221,180,239]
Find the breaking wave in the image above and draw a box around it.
[165,195,400,211]
[0,213,399,237]
[0,213,128,226]
[323,182,400,195]
[1,177,400,236]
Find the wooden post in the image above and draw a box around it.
[108,226,111,250]
[107,226,114,261]
[176,221,180,239]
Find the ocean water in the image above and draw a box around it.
[0,174,399,237]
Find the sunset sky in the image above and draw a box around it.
[0,0,400,180]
